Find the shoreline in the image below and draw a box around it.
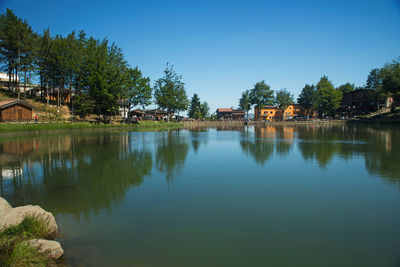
[1,118,398,135]
[0,121,183,134]
[183,120,347,127]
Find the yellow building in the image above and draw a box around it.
[255,104,302,121]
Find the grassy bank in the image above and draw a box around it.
[0,121,183,133]
[0,217,55,267]
[349,107,400,124]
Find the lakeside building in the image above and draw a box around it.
[0,72,19,89]
[45,88,73,105]
[339,89,393,114]
[254,104,318,121]
[129,109,145,119]
[128,109,171,120]
[216,108,245,120]
[254,104,303,121]
[0,100,33,122]
[0,72,38,93]
[117,99,129,119]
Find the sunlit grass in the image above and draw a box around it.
[0,217,56,267]
[0,121,183,133]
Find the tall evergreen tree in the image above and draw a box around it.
[188,93,201,119]
[0,9,37,95]
[36,28,53,103]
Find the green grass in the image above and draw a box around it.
[5,243,48,267]
[0,217,56,267]
[0,121,183,133]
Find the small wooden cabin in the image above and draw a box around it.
[0,100,33,122]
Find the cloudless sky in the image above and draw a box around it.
[1,0,400,112]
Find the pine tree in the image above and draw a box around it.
[188,93,201,119]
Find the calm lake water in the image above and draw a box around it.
[1,125,400,267]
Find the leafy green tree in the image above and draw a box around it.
[239,90,251,119]
[381,59,400,110]
[153,64,189,121]
[337,83,355,94]
[275,88,294,119]
[188,93,201,119]
[365,68,387,110]
[366,68,383,91]
[297,84,316,120]
[249,80,274,120]
[200,101,210,119]
[124,67,152,117]
[314,76,342,117]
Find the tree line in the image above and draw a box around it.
[239,58,399,120]
[0,9,192,120]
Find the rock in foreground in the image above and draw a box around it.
[0,197,12,216]
[0,197,58,238]
[24,239,64,260]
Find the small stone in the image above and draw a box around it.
[24,239,64,260]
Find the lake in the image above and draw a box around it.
[1,124,400,267]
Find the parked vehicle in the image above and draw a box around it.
[143,115,155,120]
[294,116,307,121]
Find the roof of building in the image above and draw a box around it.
[130,109,145,114]
[0,100,33,110]
[257,105,277,109]
[217,108,233,112]
[147,109,169,114]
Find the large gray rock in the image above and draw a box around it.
[0,197,12,216]
[24,239,64,260]
[0,205,58,238]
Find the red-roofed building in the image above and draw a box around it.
[216,108,245,120]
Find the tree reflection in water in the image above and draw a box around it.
[155,130,189,183]
[0,124,399,219]
[239,124,400,185]
[0,133,153,219]
[240,126,293,165]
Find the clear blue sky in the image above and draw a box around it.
[1,0,400,113]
